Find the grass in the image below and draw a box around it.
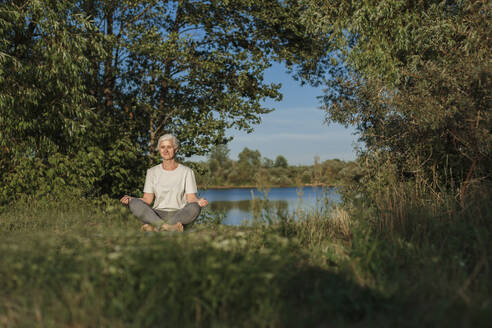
[0,190,491,327]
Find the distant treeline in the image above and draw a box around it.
[190,145,360,189]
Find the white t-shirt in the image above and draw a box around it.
[143,163,198,211]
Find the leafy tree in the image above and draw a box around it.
[0,0,329,201]
[301,0,491,196]
[274,155,288,168]
[204,144,232,185]
[229,147,261,185]
[0,0,97,154]
[0,0,110,202]
[321,159,345,185]
[76,0,330,157]
[208,144,231,171]
[301,170,311,184]
[268,167,292,186]
[238,148,261,167]
[262,157,274,169]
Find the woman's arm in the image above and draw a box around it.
[186,193,208,207]
[120,193,154,206]
[141,193,154,205]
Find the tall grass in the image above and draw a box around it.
[0,186,491,327]
[0,198,379,327]
[344,181,492,326]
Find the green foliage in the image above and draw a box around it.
[0,0,100,155]
[0,0,327,202]
[301,0,491,197]
[0,199,378,327]
[0,0,103,202]
[196,145,355,188]
[274,155,288,168]
[1,191,490,327]
[0,139,147,205]
[231,147,262,185]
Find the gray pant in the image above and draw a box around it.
[129,198,201,228]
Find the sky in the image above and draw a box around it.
[194,63,358,165]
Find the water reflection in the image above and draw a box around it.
[199,186,340,225]
[209,200,252,212]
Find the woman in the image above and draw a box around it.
[120,134,208,232]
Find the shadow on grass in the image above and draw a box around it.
[278,264,387,327]
[0,228,390,328]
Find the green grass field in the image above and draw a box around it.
[0,194,490,327]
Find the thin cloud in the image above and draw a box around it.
[234,131,355,142]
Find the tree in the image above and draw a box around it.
[274,155,288,168]
[205,144,232,185]
[0,0,96,156]
[300,0,491,196]
[0,0,329,201]
[0,0,111,202]
[262,157,274,169]
[76,0,330,158]
[321,159,344,185]
[229,147,261,185]
[208,144,231,171]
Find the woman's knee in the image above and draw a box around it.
[129,198,147,217]
[187,202,201,217]
[176,202,201,224]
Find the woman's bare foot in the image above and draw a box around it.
[160,222,184,232]
[141,224,157,232]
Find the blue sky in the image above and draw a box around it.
[195,63,358,165]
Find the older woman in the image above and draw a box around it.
[120,134,208,232]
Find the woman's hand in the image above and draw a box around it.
[186,193,208,207]
[197,197,208,207]
[120,195,132,205]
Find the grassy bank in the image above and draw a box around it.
[0,192,490,327]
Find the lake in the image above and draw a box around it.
[198,186,341,225]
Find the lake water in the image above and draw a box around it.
[198,186,341,225]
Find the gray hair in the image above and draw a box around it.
[156,134,179,151]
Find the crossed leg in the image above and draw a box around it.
[129,198,201,232]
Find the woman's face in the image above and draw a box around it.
[159,140,176,160]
